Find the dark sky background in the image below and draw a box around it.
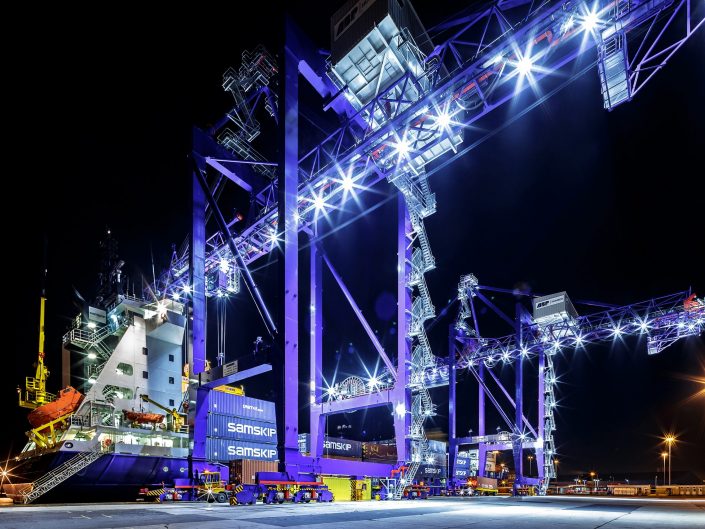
[6,1,704,482]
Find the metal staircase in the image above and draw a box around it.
[598,30,631,110]
[22,443,110,504]
[389,167,439,499]
[541,353,557,489]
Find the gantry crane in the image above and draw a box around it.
[447,277,704,494]
[146,0,702,488]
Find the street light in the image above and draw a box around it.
[528,455,534,476]
[661,451,668,486]
[664,434,676,485]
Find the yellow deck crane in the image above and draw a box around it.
[18,276,54,409]
[139,394,187,432]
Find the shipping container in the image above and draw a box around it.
[322,476,352,501]
[229,459,279,485]
[207,414,278,444]
[362,442,397,460]
[455,456,471,469]
[207,392,276,422]
[205,438,278,461]
[416,464,447,480]
[298,434,362,458]
[424,452,446,466]
[454,467,471,479]
[426,440,447,454]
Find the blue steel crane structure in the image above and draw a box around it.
[150,0,703,494]
[446,277,704,493]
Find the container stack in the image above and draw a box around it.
[205,392,278,461]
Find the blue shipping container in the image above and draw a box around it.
[454,468,471,478]
[205,438,279,461]
[297,433,362,458]
[207,392,276,422]
[417,464,447,479]
[426,440,447,454]
[455,456,471,469]
[207,414,278,444]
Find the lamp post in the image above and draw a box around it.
[554,459,559,478]
[664,435,676,485]
[528,455,534,476]
[0,469,8,498]
[661,451,667,486]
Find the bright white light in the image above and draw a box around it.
[639,320,649,332]
[395,402,406,418]
[269,231,278,244]
[582,10,599,32]
[613,326,623,337]
[87,352,97,360]
[216,290,223,298]
[562,15,575,33]
[435,111,451,129]
[115,391,124,399]
[521,346,529,357]
[219,258,229,272]
[314,195,326,211]
[87,322,96,329]
[310,380,315,390]
[394,138,410,157]
[575,335,583,346]
[342,175,354,192]
[502,351,510,362]
[172,292,180,301]
[88,376,97,384]
[368,376,379,388]
[183,284,191,294]
[310,396,315,404]
[516,55,533,76]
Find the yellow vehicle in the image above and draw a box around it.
[198,470,230,503]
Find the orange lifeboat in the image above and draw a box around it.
[28,386,84,428]
[122,410,165,424]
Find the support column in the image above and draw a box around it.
[513,304,524,490]
[393,194,411,464]
[477,363,486,477]
[536,350,546,480]
[448,327,457,483]
[277,22,300,471]
[309,238,324,459]
[190,170,207,375]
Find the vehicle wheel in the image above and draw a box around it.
[216,492,228,503]
[278,499,284,504]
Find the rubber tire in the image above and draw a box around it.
[216,492,228,503]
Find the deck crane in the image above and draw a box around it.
[140,394,186,432]
[148,0,702,493]
[19,243,53,410]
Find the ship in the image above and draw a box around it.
[10,232,277,503]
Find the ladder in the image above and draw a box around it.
[22,443,110,504]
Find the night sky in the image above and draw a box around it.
[7,1,704,482]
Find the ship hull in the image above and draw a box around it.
[14,451,191,503]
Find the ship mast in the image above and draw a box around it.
[18,239,53,409]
